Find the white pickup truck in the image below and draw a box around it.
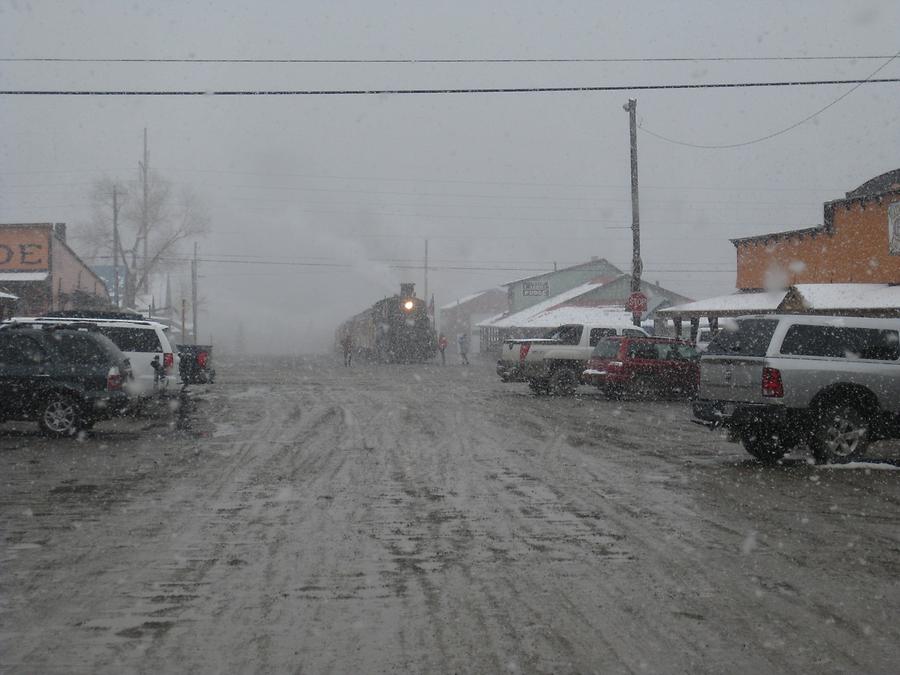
[497,323,648,395]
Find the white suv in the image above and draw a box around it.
[6,316,179,398]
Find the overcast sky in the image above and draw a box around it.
[2,0,899,351]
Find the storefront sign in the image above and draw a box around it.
[0,227,50,271]
[523,281,549,297]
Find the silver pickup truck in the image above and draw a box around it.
[693,314,900,463]
[497,323,648,395]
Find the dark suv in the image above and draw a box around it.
[0,326,132,436]
[584,336,700,398]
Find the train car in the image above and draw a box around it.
[336,283,436,363]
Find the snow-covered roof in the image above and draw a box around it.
[478,279,607,328]
[479,303,632,328]
[505,305,637,329]
[658,284,900,318]
[439,288,503,311]
[792,284,900,310]
[657,291,787,317]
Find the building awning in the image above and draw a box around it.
[0,271,50,282]
[656,291,787,319]
[657,284,900,319]
[788,284,900,311]
[480,303,637,330]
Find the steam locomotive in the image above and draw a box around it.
[337,283,437,363]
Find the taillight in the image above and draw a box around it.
[107,366,123,391]
[519,344,531,362]
[197,351,208,368]
[761,367,784,398]
[163,352,174,372]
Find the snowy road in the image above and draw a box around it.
[2,358,899,674]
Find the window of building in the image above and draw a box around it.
[889,202,900,255]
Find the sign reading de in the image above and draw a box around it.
[0,227,50,271]
[625,291,648,313]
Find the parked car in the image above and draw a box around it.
[6,316,179,397]
[0,325,132,436]
[692,314,900,463]
[496,323,649,395]
[584,336,700,398]
[178,344,216,384]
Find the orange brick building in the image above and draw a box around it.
[732,168,900,290]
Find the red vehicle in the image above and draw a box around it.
[583,336,701,399]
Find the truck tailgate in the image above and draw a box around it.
[700,356,767,403]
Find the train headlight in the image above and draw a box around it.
[402,300,415,311]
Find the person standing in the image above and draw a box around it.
[458,332,470,365]
[340,333,352,367]
[438,333,448,365]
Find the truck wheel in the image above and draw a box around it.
[740,427,787,463]
[811,403,870,464]
[38,394,83,437]
[548,369,578,396]
[528,378,550,396]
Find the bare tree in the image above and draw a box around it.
[77,172,210,308]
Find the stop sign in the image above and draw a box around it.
[625,291,648,313]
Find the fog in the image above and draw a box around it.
[2,0,898,352]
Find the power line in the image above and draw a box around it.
[639,48,900,149]
[0,166,847,192]
[3,78,899,96]
[1,55,893,64]
[154,254,734,275]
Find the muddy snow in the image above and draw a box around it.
[2,358,898,673]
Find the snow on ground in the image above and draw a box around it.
[1,358,898,673]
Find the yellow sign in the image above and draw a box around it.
[0,226,50,271]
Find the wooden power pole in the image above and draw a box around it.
[191,242,199,344]
[112,185,120,307]
[624,98,644,327]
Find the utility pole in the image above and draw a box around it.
[624,98,643,327]
[139,127,149,292]
[423,238,429,303]
[191,242,199,344]
[112,185,120,307]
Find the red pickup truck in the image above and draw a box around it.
[583,336,700,399]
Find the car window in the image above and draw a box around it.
[623,329,645,337]
[591,338,621,359]
[546,325,582,345]
[0,335,47,365]
[627,342,658,360]
[95,327,163,352]
[706,318,778,357]
[779,325,900,361]
[52,333,109,365]
[674,344,699,360]
[589,328,617,346]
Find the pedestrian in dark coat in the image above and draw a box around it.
[438,333,448,365]
[340,333,352,367]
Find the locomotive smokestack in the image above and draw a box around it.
[400,282,415,298]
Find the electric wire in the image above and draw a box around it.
[638,48,900,149]
[2,78,898,96]
[1,55,892,64]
